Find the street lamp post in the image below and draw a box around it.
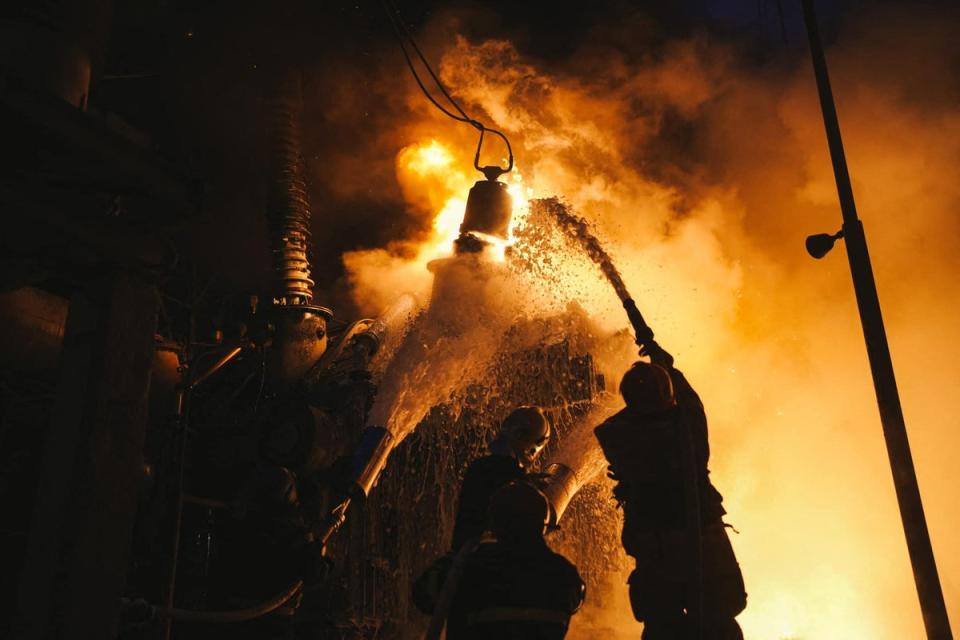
[799,2,953,638]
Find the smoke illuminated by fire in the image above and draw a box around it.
[338,6,959,639]
[344,137,532,306]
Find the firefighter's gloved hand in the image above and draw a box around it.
[640,340,674,367]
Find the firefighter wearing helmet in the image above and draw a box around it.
[595,359,747,640]
[412,408,557,631]
[450,406,551,550]
[446,481,585,639]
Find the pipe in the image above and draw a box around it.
[363,292,419,355]
[306,296,419,545]
[350,426,395,499]
[189,347,243,391]
[304,292,419,386]
[161,342,248,640]
[161,334,193,640]
[125,579,303,625]
[622,298,672,366]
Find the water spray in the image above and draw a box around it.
[536,197,672,364]
[531,198,680,531]
[313,4,527,551]
[308,295,421,546]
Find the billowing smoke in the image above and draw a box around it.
[327,4,959,639]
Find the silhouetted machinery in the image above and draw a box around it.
[0,57,622,639]
[139,87,618,637]
[0,5,628,640]
[112,70,422,637]
[290,154,619,637]
[99,53,622,640]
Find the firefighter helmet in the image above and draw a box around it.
[619,361,676,414]
[489,481,550,540]
[501,406,551,469]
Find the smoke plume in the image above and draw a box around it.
[329,4,959,638]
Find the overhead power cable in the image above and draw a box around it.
[379,0,513,178]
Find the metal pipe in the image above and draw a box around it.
[160,341,247,640]
[128,579,303,624]
[800,2,952,637]
[350,426,395,499]
[160,340,192,640]
[305,293,419,386]
[315,426,395,546]
[362,292,419,355]
[189,346,243,391]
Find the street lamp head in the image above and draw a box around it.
[806,229,844,259]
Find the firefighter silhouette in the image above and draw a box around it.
[595,361,746,640]
[451,406,552,550]
[445,481,585,639]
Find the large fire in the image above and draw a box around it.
[391,138,531,263]
[340,10,959,639]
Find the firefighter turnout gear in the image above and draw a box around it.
[446,482,584,639]
[595,363,746,639]
[451,406,549,549]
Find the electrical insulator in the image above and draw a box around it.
[460,178,513,240]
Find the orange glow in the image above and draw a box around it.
[393,139,473,263]
[342,17,960,639]
[393,138,533,264]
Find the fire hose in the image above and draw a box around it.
[622,297,674,367]
[315,425,395,546]
[621,298,704,640]
[121,579,303,626]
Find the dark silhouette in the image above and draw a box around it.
[451,406,551,550]
[446,481,585,639]
[595,360,746,640]
[413,407,555,633]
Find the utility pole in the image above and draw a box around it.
[799,2,953,638]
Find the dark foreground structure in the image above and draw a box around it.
[0,4,612,630]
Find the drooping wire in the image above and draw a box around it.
[379,0,513,178]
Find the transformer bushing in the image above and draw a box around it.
[451,178,513,255]
[267,71,319,307]
[460,179,512,240]
[265,70,332,385]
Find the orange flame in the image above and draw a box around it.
[343,15,960,639]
